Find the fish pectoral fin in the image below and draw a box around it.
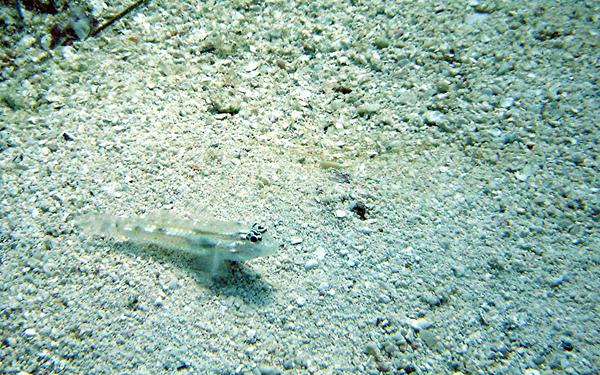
[208,252,225,275]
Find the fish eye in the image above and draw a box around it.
[252,223,267,233]
[246,233,262,242]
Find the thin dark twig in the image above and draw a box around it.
[15,0,24,19]
[90,0,150,37]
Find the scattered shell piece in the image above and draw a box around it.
[406,318,432,331]
[315,246,326,260]
[334,209,347,218]
[244,60,260,72]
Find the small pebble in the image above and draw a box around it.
[211,94,241,114]
[296,296,306,307]
[24,328,38,337]
[452,265,466,277]
[356,103,380,116]
[154,297,164,307]
[244,60,260,72]
[391,333,407,346]
[319,161,349,169]
[317,282,330,294]
[245,329,258,344]
[18,34,36,48]
[424,111,451,132]
[334,209,347,218]
[436,80,451,93]
[421,293,441,307]
[549,275,566,287]
[406,318,432,331]
[364,343,382,357]
[424,111,445,125]
[420,331,438,349]
[359,227,374,235]
[62,132,74,141]
[304,259,319,270]
[373,37,390,49]
[352,244,365,252]
[571,153,586,166]
[315,246,326,260]
[289,237,303,245]
[500,97,515,108]
[257,365,281,375]
[167,278,179,290]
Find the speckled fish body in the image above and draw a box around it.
[79,212,277,262]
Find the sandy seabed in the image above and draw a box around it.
[0,0,598,373]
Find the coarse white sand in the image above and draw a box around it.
[0,0,598,373]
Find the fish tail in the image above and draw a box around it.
[77,213,124,238]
